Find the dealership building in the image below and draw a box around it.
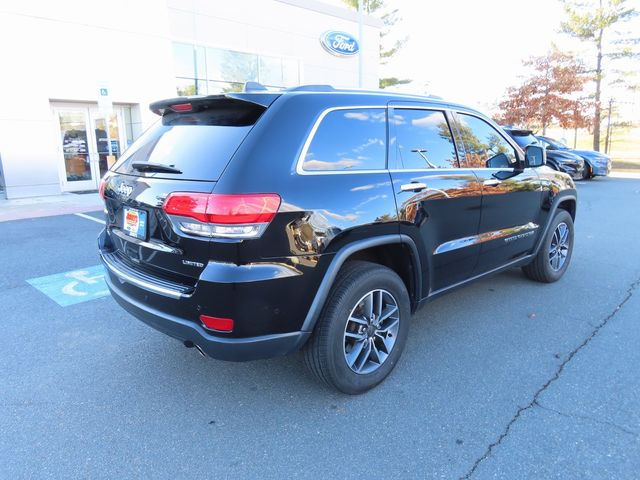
[0,0,381,199]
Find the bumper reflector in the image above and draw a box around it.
[200,315,234,332]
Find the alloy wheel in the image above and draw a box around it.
[549,222,570,271]
[343,289,400,375]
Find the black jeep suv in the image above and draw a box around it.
[99,86,577,394]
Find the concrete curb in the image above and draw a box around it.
[0,193,103,222]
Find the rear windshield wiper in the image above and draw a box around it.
[131,162,182,174]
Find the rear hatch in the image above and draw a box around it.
[101,94,277,284]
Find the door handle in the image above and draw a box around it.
[400,182,428,192]
[483,179,501,187]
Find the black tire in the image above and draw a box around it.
[303,261,411,394]
[522,209,574,283]
[581,163,592,180]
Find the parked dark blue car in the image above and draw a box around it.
[537,136,612,179]
[503,128,585,180]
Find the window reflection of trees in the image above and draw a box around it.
[457,115,516,168]
[399,177,483,223]
[394,110,458,169]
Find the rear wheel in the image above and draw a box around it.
[303,261,410,394]
[522,209,574,283]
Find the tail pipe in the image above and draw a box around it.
[183,340,206,357]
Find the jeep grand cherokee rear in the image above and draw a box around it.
[100,87,577,394]
[99,93,313,359]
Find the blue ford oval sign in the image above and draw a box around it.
[320,31,360,57]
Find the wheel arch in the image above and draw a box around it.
[556,196,576,220]
[300,234,422,333]
[532,193,577,256]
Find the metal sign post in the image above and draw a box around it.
[97,85,112,114]
[358,0,364,88]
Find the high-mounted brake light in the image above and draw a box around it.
[170,103,193,112]
[163,193,281,238]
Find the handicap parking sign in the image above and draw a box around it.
[27,265,110,307]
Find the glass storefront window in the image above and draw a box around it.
[207,48,258,84]
[59,111,91,182]
[54,105,131,192]
[176,78,197,96]
[207,81,244,94]
[194,46,206,80]
[259,55,283,86]
[173,42,300,94]
[172,43,196,78]
[282,58,300,86]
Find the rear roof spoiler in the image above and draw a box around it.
[506,128,534,136]
[149,92,281,115]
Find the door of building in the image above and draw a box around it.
[54,104,127,192]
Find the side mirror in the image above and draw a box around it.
[525,145,546,168]
[485,152,511,169]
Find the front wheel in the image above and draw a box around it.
[303,261,410,394]
[581,163,592,180]
[522,209,574,283]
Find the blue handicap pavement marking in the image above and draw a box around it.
[27,265,110,307]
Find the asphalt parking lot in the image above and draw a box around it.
[2,175,639,479]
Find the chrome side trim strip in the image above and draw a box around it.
[101,252,187,299]
[434,222,539,255]
[110,228,183,255]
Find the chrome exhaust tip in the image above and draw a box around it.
[183,340,206,357]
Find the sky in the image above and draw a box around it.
[384,0,567,109]
[329,0,640,118]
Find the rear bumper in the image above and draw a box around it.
[104,272,310,361]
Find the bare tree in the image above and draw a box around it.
[560,0,639,151]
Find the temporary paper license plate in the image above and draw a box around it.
[123,207,147,240]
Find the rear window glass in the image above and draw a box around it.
[113,103,263,181]
[508,132,539,149]
[302,108,386,171]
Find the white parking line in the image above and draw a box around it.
[610,171,640,179]
[74,213,106,225]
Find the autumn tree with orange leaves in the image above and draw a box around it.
[497,50,591,135]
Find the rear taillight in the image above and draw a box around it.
[99,178,106,199]
[163,193,281,239]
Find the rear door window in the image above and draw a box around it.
[391,109,458,169]
[301,108,386,172]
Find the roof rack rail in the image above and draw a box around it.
[287,85,335,92]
